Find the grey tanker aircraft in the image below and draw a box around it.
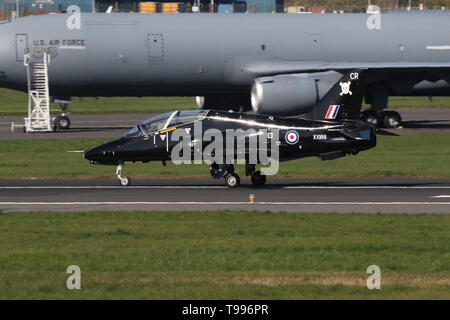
[84,70,378,187]
[1,12,450,128]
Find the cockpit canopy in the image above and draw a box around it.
[123,110,209,138]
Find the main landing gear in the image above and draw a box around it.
[116,162,131,186]
[360,110,402,128]
[114,162,267,188]
[210,163,267,188]
[210,163,240,188]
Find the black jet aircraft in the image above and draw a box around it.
[84,70,377,188]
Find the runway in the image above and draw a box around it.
[1,108,450,139]
[0,113,148,139]
[1,177,449,214]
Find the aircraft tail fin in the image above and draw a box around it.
[311,69,367,121]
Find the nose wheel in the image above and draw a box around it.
[52,104,71,131]
[116,163,131,186]
[53,115,71,131]
[119,176,131,187]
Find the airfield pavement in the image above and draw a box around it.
[0,177,450,213]
[0,108,450,139]
[0,108,450,214]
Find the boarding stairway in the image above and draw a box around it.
[23,52,52,132]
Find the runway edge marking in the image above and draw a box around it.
[1,186,450,190]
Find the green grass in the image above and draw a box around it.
[0,88,196,115]
[0,211,449,299]
[363,96,450,109]
[0,132,449,178]
[1,88,449,116]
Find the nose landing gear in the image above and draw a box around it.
[116,162,131,186]
[52,102,72,131]
[53,115,71,131]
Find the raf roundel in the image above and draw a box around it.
[285,130,299,145]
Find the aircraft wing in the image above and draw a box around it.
[246,61,450,78]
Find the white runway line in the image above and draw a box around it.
[284,186,450,189]
[1,202,450,205]
[433,195,450,198]
[0,186,227,189]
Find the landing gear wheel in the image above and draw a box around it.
[251,171,266,187]
[119,176,131,187]
[381,111,401,128]
[116,163,131,187]
[360,110,380,127]
[54,115,71,130]
[225,173,240,188]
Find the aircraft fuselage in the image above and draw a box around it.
[1,13,450,98]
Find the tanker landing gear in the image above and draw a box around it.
[360,110,402,129]
[363,84,402,128]
[116,162,131,186]
[381,111,402,128]
[52,102,71,131]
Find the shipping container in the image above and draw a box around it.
[218,4,232,13]
[161,2,185,13]
[139,1,159,13]
[233,1,247,13]
[245,0,283,13]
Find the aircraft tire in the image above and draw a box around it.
[119,176,131,187]
[360,110,380,127]
[54,116,71,130]
[381,111,401,128]
[225,173,240,188]
[251,171,267,187]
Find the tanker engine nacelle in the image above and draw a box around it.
[251,75,330,116]
[196,94,252,111]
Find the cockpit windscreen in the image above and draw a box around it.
[123,110,209,138]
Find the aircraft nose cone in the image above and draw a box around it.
[84,140,121,162]
[83,147,100,161]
